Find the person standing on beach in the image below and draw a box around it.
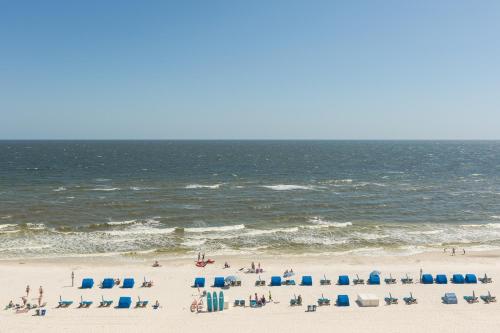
[202,253,205,261]
[197,252,201,262]
[26,285,30,297]
[268,290,272,302]
[71,271,75,287]
[39,286,43,298]
[463,249,466,255]
[452,248,456,256]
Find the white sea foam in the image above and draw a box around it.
[106,219,137,226]
[245,227,299,236]
[104,227,175,236]
[90,187,120,191]
[309,217,352,228]
[261,184,317,191]
[0,224,17,229]
[53,186,66,192]
[184,224,245,233]
[181,239,207,247]
[185,184,222,189]
[491,216,500,220]
[130,186,158,191]
[26,223,45,230]
[1,215,12,220]
[407,230,444,235]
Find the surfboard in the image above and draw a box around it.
[212,291,218,312]
[207,293,212,312]
[219,291,224,311]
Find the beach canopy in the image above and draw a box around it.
[271,276,282,286]
[81,278,94,289]
[337,295,350,306]
[225,276,238,284]
[214,277,225,288]
[357,293,379,307]
[465,274,477,284]
[301,276,313,286]
[338,275,350,286]
[452,274,465,284]
[194,277,205,288]
[421,274,433,284]
[443,293,458,304]
[368,273,380,285]
[118,296,132,308]
[122,278,135,289]
[435,274,448,284]
[102,278,114,289]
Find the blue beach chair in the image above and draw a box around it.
[336,295,350,306]
[421,274,433,284]
[117,297,132,308]
[214,277,225,288]
[452,274,465,284]
[465,274,477,284]
[58,296,73,308]
[368,273,380,285]
[270,276,282,286]
[435,274,447,284]
[442,293,458,304]
[301,276,313,286]
[101,278,115,289]
[193,277,205,288]
[338,275,350,286]
[122,278,135,288]
[81,278,94,289]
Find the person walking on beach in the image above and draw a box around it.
[202,253,205,261]
[452,247,456,256]
[25,285,30,297]
[71,271,75,287]
[197,252,201,262]
[268,290,272,302]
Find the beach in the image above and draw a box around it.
[1,250,499,333]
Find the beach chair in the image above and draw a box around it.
[384,293,398,305]
[401,274,413,284]
[465,274,477,284]
[34,308,47,316]
[464,291,479,304]
[135,297,148,308]
[479,274,492,284]
[403,292,417,305]
[270,276,282,286]
[193,277,205,288]
[57,296,73,308]
[142,277,153,288]
[290,298,297,306]
[78,296,93,308]
[353,274,365,285]
[480,291,496,304]
[122,278,135,288]
[368,273,380,285]
[81,278,94,289]
[301,276,313,286]
[317,294,331,306]
[101,278,115,289]
[421,274,433,284]
[435,274,448,284]
[117,297,132,309]
[384,274,396,284]
[99,296,113,307]
[442,293,458,304]
[213,277,225,288]
[255,276,266,286]
[336,295,350,307]
[306,305,317,312]
[337,275,350,286]
[320,275,331,285]
[452,274,465,284]
[285,279,296,286]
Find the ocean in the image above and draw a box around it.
[1,140,499,258]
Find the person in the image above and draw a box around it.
[224,261,230,268]
[39,286,43,297]
[463,248,466,255]
[197,252,201,262]
[22,296,27,307]
[71,271,75,287]
[443,248,447,253]
[452,247,456,256]
[261,295,266,305]
[258,262,261,272]
[202,253,205,261]
[25,285,30,297]
[115,278,121,285]
[251,262,255,271]
[297,294,302,305]
[268,290,272,302]
[7,300,14,309]
[284,269,288,275]
[152,260,160,267]
[38,296,42,307]
[153,300,160,309]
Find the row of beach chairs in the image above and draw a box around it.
[80,277,153,289]
[57,296,156,309]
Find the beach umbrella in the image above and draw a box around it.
[225,276,237,283]
[283,271,295,278]
[370,270,381,276]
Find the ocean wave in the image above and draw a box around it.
[90,187,120,191]
[106,219,137,226]
[104,227,175,236]
[130,186,158,191]
[491,216,500,220]
[245,227,299,236]
[309,217,352,228]
[0,224,17,229]
[1,215,12,220]
[184,224,245,233]
[185,184,222,189]
[407,230,444,235]
[181,239,207,247]
[53,186,67,192]
[261,184,318,191]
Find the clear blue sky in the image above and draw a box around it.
[1,0,499,139]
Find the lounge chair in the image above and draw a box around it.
[368,273,380,285]
[135,297,148,308]
[99,296,113,307]
[117,296,132,309]
[34,309,47,316]
[301,276,313,286]
[452,274,465,284]
[320,275,331,285]
[101,278,115,289]
[255,276,266,286]
[193,277,205,288]
[384,274,396,284]
[480,291,496,304]
[57,296,73,308]
[290,295,302,306]
[384,293,398,305]
[213,277,225,288]
[421,274,433,284]
[442,293,458,304]
[336,295,350,307]
[403,292,417,305]
[270,276,282,286]
[142,277,153,288]
[465,274,477,284]
[306,305,317,312]
[317,294,330,306]
[353,274,365,285]
[285,279,296,286]
[122,278,135,289]
[78,296,93,308]
[337,275,349,286]
[81,278,94,289]
[464,291,478,304]
[435,274,448,284]
[479,274,492,284]
[401,274,413,284]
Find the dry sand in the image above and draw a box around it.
[1,250,499,333]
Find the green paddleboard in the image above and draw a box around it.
[207,292,212,312]
[219,291,224,311]
[212,291,218,311]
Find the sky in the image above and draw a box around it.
[1,0,499,140]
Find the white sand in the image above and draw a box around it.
[1,250,499,333]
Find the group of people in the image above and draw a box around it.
[6,285,44,311]
[250,262,263,273]
[249,291,272,307]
